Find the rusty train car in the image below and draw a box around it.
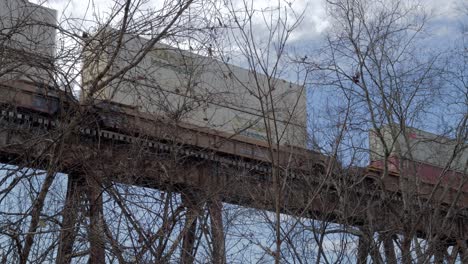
[0,80,62,115]
[91,99,327,172]
[0,80,328,172]
[368,125,468,193]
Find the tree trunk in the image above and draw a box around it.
[20,171,56,264]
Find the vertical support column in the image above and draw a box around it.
[358,230,383,263]
[357,235,369,264]
[457,240,468,264]
[209,197,226,264]
[381,233,397,264]
[448,244,460,264]
[56,174,82,264]
[87,177,105,263]
[401,234,412,264]
[433,242,448,264]
[181,190,200,264]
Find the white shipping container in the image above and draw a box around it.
[0,0,57,85]
[369,125,467,172]
[82,31,307,147]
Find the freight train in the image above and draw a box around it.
[369,125,468,192]
[81,30,307,147]
[0,79,326,172]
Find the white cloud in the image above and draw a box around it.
[30,0,464,44]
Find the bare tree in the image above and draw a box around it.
[305,0,468,262]
[1,0,467,263]
[0,0,222,262]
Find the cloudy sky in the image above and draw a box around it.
[34,0,466,46]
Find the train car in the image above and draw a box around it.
[81,30,307,148]
[369,125,468,191]
[93,99,326,171]
[0,80,62,116]
[0,78,324,171]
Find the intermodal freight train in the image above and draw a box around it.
[369,124,468,192]
[81,30,307,147]
[0,80,327,171]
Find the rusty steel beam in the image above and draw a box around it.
[433,244,448,264]
[209,196,226,264]
[457,240,468,263]
[357,234,369,264]
[181,190,201,264]
[86,176,106,264]
[56,174,83,264]
[381,233,397,264]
